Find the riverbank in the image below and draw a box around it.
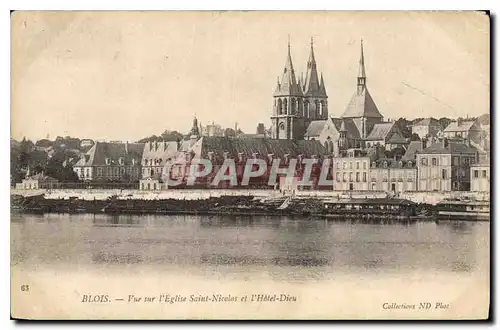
[10,188,489,205]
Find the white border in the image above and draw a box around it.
[2,1,497,328]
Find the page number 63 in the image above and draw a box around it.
[20,285,29,292]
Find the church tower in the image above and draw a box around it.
[271,39,305,140]
[340,39,383,140]
[302,37,328,124]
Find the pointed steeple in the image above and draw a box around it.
[357,39,366,94]
[319,72,326,94]
[304,36,322,96]
[275,37,302,97]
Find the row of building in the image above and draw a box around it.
[18,38,490,193]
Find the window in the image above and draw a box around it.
[363,162,367,169]
[383,161,388,168]
[349,172,353,182]
[343,162,347,169]
[356,172,360,182]
[336,162,340,169]
[453,156,459,166]
[343,173,347,182]
[431,158,437,166]
[474,170,479,178]
[349,162,353,169]
[442,169,447,179]
[336,173,340,182]
[482,170,487,178]
[356,162,360,169]
[421,158,428,166]
[363,172,367,182]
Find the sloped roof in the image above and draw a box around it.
[190,137,329,163]
[331,118,361,139]
[341,88,383,119]
[444,120,480,132]
[402,141,424,161]
[372,158,416,169]
[25,173,59,182]
[413,118,440,127]
[365,122,394,141]
[387,132,407,144]
[304,120,327,138]
[419,141,478,155]
[74,142,144,166]
[142,141,178,166]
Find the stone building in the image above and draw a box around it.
[416,140,478,191]
[271,39,328,140]
[141,141,178,179]
[411,118,442,139]
[166,136,331,189]
[369,159,417,193]
[303,40,406,154]
[332,149,371,191]
[470,162,490,192]
[16,172,59,190]
[73,142,143,182]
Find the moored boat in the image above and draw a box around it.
[435,198,490,221]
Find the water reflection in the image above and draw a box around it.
[11,213,488,279]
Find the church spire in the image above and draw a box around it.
[357,39,366,94]
[275,37,302,96]
[304,36,324,97]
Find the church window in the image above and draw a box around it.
[278,99,283,115]
[283,99,288,114]
[291,98,296,114]
[304,101,309,117]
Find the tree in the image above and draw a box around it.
[438,117,452,130]
[160,130,184,141]
[394,117,412,139]
[411,133,421,141]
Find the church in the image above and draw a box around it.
[271,39,407,155]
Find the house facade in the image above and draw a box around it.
[73,142,144,182]
[369,159,417,193]
[411,118,442,139]
[470,162,490,192]
[416,140,478,191]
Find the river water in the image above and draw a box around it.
[11,213,490,319]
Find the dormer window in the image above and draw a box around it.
[383,161,388,168]
[371,162,376,168]
[119,157,125,165]
[408,161,413,168]
[105,158,111,165]
[223,151,230,160]
[237,152,244,163]
[144,159,148,166]
[399,161,403,168]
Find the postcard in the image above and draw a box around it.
[11,11,490,320]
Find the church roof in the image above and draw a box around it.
[331,118,361,139]
[341,88,383,119]
[365,122,394,141]
[304,120,327,138]
[303,38,326,97]
[402,141,424,161]
[273,42,303,97]
[189,136,329,163]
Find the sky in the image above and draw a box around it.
[11,11,489,142]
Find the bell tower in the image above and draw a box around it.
[271,38,305,140]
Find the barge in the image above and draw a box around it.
[435,198,490,221]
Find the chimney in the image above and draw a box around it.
[422,138,427,150]
[443,138,449,148]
